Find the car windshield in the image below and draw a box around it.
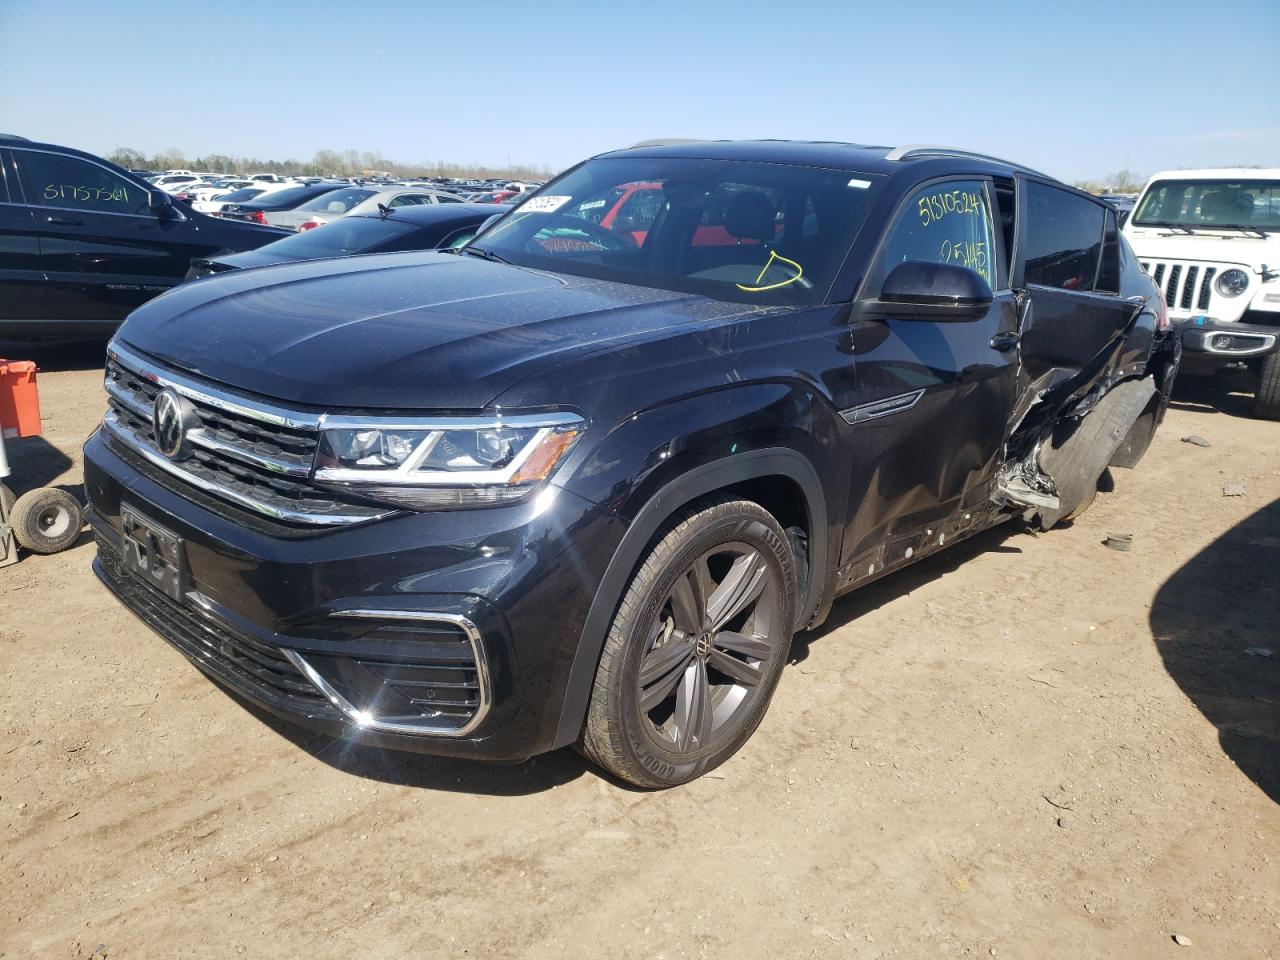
[257,216,419,258]
[297,187,377,213]
[470,157,883,305]
[250,185,319,207]
[1133,179,1280,231]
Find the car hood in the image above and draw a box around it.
[117,252,752,410]
[1123,227,1280,266]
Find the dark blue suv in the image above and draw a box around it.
[83,140,1180,787]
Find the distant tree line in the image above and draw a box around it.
[104,146,557,181]
[1072,170,1146,195]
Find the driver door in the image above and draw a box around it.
[11,147,202,326]
[838,177,1021,579]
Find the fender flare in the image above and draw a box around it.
[549,447,827,750]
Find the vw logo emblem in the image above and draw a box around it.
[152,388,197,460]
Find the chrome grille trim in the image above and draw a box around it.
[285,610,491,737]
[102,410,388,526]
[104,376,310,478]
[108,341,322,430]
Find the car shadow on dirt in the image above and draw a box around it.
[1150,498,1280,803]
[1167,374,1258,420]
[220,688,607,796]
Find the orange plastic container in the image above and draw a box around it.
[0,359,42,438]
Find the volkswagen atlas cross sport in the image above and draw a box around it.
[85,140,1179,788]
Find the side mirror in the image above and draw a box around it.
[148,188,181,221]
[872,261,993,321]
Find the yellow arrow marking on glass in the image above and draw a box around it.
[735,250,804,292]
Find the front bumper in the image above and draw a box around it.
[1178,318,1279,359]
[83,428,625,761]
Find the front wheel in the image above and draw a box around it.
[580,497,796,788]
[1255,352,1280,420]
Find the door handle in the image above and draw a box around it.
[990,332,1020,352]
[46,215,85,226]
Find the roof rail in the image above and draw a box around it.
[627,138,705,149]
[884,144,1051,179]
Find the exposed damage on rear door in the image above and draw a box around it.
[996,177,1182,529]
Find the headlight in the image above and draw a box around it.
[313,412,584,509]
[1215,269,1250,298]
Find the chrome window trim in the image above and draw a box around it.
[102,410,388,526]
[284,610,491,738]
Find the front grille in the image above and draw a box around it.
[95,539,339,720]
[103,345,388,527]
[1140,259,1219,313]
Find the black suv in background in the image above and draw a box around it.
[0,136,288,336]
[84,140,1179,788]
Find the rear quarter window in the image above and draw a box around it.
[1021,181,1105,292]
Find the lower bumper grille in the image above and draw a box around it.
[95,539,339,720]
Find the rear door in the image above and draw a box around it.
[0,148,45,325]
[1012,179,1141,418]
[11,147,206,327]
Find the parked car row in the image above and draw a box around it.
[0,136,500,335]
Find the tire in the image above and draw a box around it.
[1062,467,1114,522]
[1255,352,1280,421]
[10,487,84,555]
[580,496,796,788]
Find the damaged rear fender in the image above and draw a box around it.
[1032,376,1158,529]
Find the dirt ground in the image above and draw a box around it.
[2,342,1277,960]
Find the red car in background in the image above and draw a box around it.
[585,181,779,247]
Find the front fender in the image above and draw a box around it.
[549,382,842,751]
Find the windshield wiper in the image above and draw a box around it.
[1216,224,1270,240]
[1140,221,1195,235]
[460,245,512,265]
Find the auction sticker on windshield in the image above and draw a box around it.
[517,195,572,213]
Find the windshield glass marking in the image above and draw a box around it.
[735,250,804,292]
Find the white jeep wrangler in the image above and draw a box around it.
[1123,168,1280,419]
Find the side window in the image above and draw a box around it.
[1021,181,1104,292]
[436,193,463,203]
[0,153,10,203]
[13,150,150,216]
[871,179,996,291]
[1096,209,1120,294]
[388,194,429,208]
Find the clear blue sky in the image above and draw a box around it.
[1,0,1276,182]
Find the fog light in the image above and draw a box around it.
[1213,335,1234,350]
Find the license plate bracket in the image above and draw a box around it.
[121,505,186,603]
